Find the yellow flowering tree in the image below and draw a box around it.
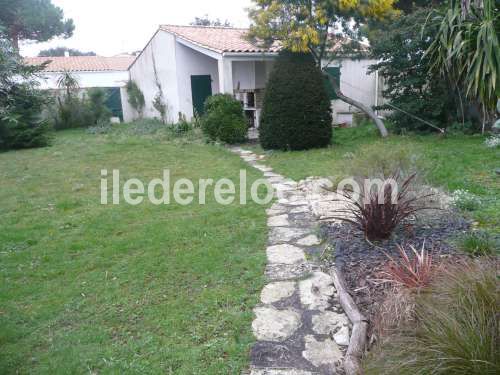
[248,0,399,137]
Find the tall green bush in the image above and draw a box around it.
[0,39,49,150]
[369,8,460,133]
[201,94,247,144]
[259,51,332,150]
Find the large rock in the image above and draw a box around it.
[252,307,302,342]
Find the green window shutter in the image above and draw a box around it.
[323,67,341,100]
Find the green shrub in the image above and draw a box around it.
[173,113,192,134]
[364,260,499,375]
[87,88,111,124]
[201,94,247,144]
[451,189,482,211]
[259,51,332,150]
[346,141,422,178]
[0,38,50,150]
[456,231,498,257]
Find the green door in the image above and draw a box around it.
[191,75,212,116]
[103,87,123,121]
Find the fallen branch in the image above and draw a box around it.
[330,240,369,375]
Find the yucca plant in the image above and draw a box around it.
[425,0,499,112]
[331,173,433,241]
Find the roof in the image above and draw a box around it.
[24,56,135,72]
[159,25,280,54]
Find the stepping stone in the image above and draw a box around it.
[296,235,321,246]
[299,272,336,311]
[266,263,312,281]
[240,150,253,155]
[267,208,289,217]
[252,307,301,342]
[302,335,343,367]
[267,214,290,227]
[312,311,349,335]
[260,281,296,304]
[264,172,281,178]
[250,369,315,375]
[267,244,306,264]
[269,227,310,244]
[333,326,350,346]
[254,164,273,172]
[290,206,309,214]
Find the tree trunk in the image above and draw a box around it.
[327,73,389,138]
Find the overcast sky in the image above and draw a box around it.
[20,0,253,57]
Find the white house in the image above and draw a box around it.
[127,25,382,126]
[25,55,135,121]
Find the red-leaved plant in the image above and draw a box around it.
[332,173,433,241]
[381,244,436,289]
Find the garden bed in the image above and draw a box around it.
[321,211,470,341]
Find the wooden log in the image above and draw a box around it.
[331,240,369,375]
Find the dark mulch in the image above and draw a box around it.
[321,211,470,339]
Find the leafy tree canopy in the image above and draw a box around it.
[0,0,74,50]
[248,0,397,137]
[38,47,96,57]
[190,15,232,27]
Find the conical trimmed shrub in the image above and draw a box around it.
[259,51,332,150]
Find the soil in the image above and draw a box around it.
[320,211,470,341]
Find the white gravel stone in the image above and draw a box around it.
[296,235,321,246]
[333,326,350,346]
[299,272,336,311]
[312,311,349,335]
[267,244,306,264]
[260,281,296,304]
[267,214,290,227]
[302,335,343,367]
[252,307,301,342]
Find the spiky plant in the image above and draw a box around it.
[332,173,433,241]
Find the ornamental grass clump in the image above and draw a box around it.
[333,173,433,241]
[364,260,499,375]
[381,244,435,289]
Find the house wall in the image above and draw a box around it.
[323,58,380,124]
[175,42,219,119]
[128,31,180,122]
[34,70,129,90]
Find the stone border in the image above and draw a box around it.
[230,147,350,375]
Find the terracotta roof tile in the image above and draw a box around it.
[160,25,280,53]
[24,56,135,72]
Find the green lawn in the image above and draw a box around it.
[249,124,500,231]
[0,126,267,374]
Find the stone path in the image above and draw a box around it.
[229,147,350,375]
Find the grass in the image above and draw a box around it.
[0,125,268,374]
[455,231,499,257]
[248,123,500,231]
